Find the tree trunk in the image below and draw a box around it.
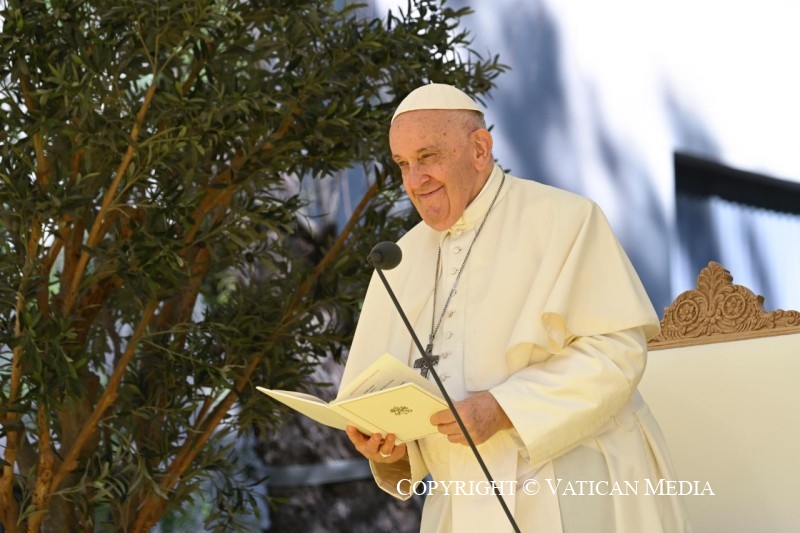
[259,357,422,532]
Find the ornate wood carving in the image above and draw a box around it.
[649,261,800,350]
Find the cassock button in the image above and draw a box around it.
[449,267,458,275]
[440,374,449,382]
[447,310,455,318]
[445,331,454,339]
[453,246,462,254]
[441,351,451,359]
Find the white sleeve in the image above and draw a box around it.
[490,327,647,466]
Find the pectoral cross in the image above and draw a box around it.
[413,343,440,378]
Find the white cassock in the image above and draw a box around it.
[339,165,691,532]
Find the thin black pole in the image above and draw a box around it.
[374,267,521,533]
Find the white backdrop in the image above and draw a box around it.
[372,0,800,311]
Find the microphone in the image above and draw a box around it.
[367,241,402,270]
[367,241,521,533]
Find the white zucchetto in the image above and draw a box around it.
[391,83,484,123]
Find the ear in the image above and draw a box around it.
[470,129,494,170]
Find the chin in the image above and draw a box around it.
[423,219,452,232]
[420,207,455,231]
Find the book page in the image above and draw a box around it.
[256,387,377,434]
[338,353,441,400]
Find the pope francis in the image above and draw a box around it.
[340,83,690,532]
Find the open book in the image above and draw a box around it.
[257,353,447,444]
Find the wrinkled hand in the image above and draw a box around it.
[430,391,513,445]
[346,426,407,463]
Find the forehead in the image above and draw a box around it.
[389,110,465,153]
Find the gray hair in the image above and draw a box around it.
[457,109,487,132]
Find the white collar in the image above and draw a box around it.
[446,164,504,235]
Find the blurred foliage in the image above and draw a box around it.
[0,0,505,531]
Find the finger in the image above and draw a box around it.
[346,426,373,443]
[430,408,454,426]
[385,442,407,461]
[347,429,406,462]
[364,432,382,455]
[377,433,396,457]
[448,433,467,445]
[393,443,408,458]
[378,436,407,462]
[436,421,464,437]
[439,422,486,446]
[345,426,369,447]
[346,426,379,459]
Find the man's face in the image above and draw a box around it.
[389,110,487,231]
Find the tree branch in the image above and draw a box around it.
[62,81,159,314]
[0,219,43,532]
[19,75,51,188]
[297,179,380,298]
[26,405,55,533]
[40,301,159,515]
[0,296,24,533]
[132,178,381,532]
[181,42,215,97]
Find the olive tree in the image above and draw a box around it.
[0,0,504,531]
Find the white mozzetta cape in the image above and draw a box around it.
[340,167,689,532]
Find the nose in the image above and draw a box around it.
[403,163,429,188]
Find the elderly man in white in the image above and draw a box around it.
[341,83,689,533]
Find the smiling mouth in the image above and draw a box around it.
[417,186,443,199]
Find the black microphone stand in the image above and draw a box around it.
[372,266,522,533]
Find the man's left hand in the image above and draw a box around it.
[430,391,513,445]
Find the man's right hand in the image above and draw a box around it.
[346,426,408,463]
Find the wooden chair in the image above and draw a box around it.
[640,262,800,532]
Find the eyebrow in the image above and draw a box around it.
[393,145,443,161]
[417,146,441,154]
